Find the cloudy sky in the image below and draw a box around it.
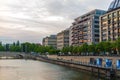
[0,0,113,44]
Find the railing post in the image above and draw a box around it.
[97,68,100,80]
[110,69,116,80]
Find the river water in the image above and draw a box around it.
[0,59,100,80]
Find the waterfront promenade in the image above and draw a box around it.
[48,55,120,68]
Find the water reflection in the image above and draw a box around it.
[0,60,98,80]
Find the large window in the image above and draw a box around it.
[95,34,99,37]
[108,20,111,24]
[108,14,112,19]
[94,30,99,33]
[94,25,99,28]
[94,21,99,24]
[118,11,120,16]
[95,39,99,42]
[102,16,107,21]
[113,12,117,17]
[96,11,101,15]
[94,16,99,19]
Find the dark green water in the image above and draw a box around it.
[0,60,101,80]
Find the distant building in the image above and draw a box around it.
[57,29,69,50]
[70,9,106,46]
[100,0,120,41]
[42,35,57,48]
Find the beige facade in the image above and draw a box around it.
[57,29,69,50]
[42,35,57,48]
[100,8,120,42]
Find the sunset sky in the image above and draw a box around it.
[0,0,113,44]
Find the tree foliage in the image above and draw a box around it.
[0,38,120,56]
[60,38,120,56]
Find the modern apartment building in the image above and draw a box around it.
[70,9,106,46]
[100,0,120,41]
[42,35,57,48]
[57,29,69,50]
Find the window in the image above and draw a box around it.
[113,12,117,17]
[96,11,103,15]
[108,20,111,24]
[102,16,107,20]
[94,25,99,28]
[108,14,112,19]
[95,34,99,37]
[119,11,120,16]
[95,39,99,42]
[94,16,99,19]
[103,39,107,41]
[94,21,99,24]
[108,31,111,35]
[94,30,99,33]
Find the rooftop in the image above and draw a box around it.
[108,0,120,11]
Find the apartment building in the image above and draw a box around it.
[100,0,120,41]
[42,35,57,48]
[57,29,69,50]
[70,9,106,46]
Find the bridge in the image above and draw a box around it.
[0,52,33,59]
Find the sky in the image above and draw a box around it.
[0,0,113,44]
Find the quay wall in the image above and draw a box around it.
[36,56,119,79]
[48,55,120,68]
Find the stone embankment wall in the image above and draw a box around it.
[37,56,119,79]
[48,55,120,68]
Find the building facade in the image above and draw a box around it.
[100,0,120,42]
[57,29,69,50]
[70,9,106,46]
[42,35,57,48]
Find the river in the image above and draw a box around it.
[0,59,101,80]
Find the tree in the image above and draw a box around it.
[88,43,96,55]
[0,42,2,46]
[0,45,5,51]
[103,41,111,55]
[110,41,117,54]
[69,46,73,54]
[95,42,105,55]
[5,44,10,51]
[77,46,82,55]
[115,38,120,54]
[81,43,88,55]
[16,40,20,46]
[72,46,79,55]
[21,42,31,53]
[61,46,70,55]
[10,45,21,52]
[0,42,5,51]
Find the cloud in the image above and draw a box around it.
[0,0,113,44]
[44,0,113,19]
